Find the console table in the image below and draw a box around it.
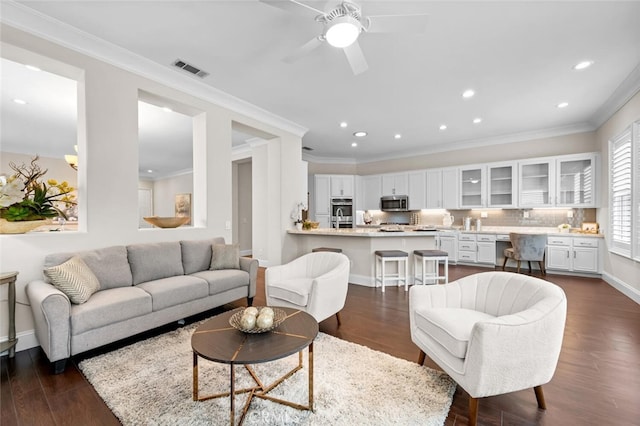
[1,271,18,358]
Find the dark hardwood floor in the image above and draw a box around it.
[2,265,639,425]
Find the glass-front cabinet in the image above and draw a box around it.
[556,154,596,207]
[518,159,554,207]
[459,166,485,208]
[487,162,516,208]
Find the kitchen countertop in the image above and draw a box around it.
[290,225,604,238]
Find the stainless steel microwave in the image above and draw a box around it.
[380,195,409,212]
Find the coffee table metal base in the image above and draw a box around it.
[193,344,314,426]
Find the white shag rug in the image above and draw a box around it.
[79,322,455,426]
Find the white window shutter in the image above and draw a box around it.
[609,128,632,257]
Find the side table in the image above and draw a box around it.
[1,271,19,358]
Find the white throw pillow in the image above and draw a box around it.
[44,256,100,304]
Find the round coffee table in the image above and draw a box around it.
[191,307,318,425]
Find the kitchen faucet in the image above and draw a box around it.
[335,207,344,229]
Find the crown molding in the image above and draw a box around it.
[589,61,640,129]
[0,1,308,138]
[304,122,596,165]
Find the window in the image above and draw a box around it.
[609,124,637,259]
[634,121,640,261]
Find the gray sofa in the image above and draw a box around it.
[26,237,257,373]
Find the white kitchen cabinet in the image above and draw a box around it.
[437,232,457,264]
[426,169,443,209]
[459,165,486,208]
[361,175,382,210]
[487,162,517,208]
[330,175,354,197]
[476,234,497,264]
[314,175,331,216]
[457,233,477,263]
[518,159,554,208]
[546,236,600,274]
[382,173,408,196]
[316,214,331,229]
[441,168,459,210]
[556,154,597,207]
[407,170,426,210]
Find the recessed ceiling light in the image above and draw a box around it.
[573,60,593,70]
[353,131,367,137]
[439,124,447,130]
[161,107,173,113]
[473,117,482,124]
[557,102,569,108]
[394,134,402,139]
[462,89,475,99]
[25,65,41,71]
[147,169,153,173]
[13,99,27,105]
[340,121,348,128]
[351,142,358,147]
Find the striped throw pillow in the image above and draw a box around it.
[44,256,100,304]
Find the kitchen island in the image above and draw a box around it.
[288,228,441,287]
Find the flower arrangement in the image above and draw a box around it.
[290,201,307,225]
[0,156,76,222]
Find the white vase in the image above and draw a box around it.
[295,223,303,231]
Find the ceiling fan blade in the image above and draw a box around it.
[343,40,368,75]
[366,14,429,33]
[260,0,325,17]
[283,36,323,63]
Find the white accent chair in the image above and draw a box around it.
[409,271,566,426]
[265,252,350,324]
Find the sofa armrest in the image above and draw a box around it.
[306,261,350,322]
[239,257,258,298]
[25,280,72,363]
[463,298,567,397]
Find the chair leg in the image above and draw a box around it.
[335,311,342,326]
[539,261,546,275]
[469,396,479,426]
[516,260,521,273]
[534,385,547,409]
[502,256,508,271]
[528,261,532,273]
[417,350,426,365]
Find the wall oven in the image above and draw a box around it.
[330,197,353,228]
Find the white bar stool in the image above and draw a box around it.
[413,249,449,285]
[374,250,409,292]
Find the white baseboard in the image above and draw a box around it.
[602,272,640,305]
[0,329,39,356]
[240,249,252,256]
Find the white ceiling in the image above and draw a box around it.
[3,0,640,167]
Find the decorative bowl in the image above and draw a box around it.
[143,216,190,228]
[229,307,287,334]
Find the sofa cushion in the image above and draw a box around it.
[267,278,314,307]
[415,308,495,359]
[210,244,240,270]
[44,246,133,290]
[181,238,225,274]
[128,242,184,285]
[136,275,209,311]
[70,287,152,335]
[191,269,250,296]
[43,256,100,304]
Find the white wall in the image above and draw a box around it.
[0,24,306,352]
[596,90,640,302]
[152,173,193,218]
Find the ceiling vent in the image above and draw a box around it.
[302,146,314,151]
[172,59,209,78]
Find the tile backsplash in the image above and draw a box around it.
[369,208,596,229]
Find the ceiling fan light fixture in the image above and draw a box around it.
[325,16,361,48]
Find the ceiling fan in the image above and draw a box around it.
[261,0,429,75]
